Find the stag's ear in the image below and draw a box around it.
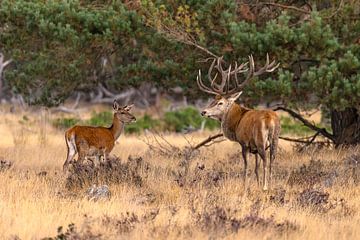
[113,100,120,111]
[124,104,134,111]
[215,94,222,100]
[228,91,243,103]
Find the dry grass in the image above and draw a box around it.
[1,107,360,240]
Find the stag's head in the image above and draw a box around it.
[198,54,279,121]
[113,101,136,123]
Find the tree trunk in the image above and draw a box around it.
[331,108,360,146]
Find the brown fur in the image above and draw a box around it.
[63,104,136,170]
[202,95,280,190]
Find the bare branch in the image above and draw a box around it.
[279,132,320,144]
[193,133,224,150]
[274,106,335,142]
[324,0,344,19]
[144,11,219,58]
[98,83,116,98]
[142,130,180,156]
[255,2,311,14]
[91,88,136,104]
[53,92,82,114]
[0,53,13,96]
[72,92,81,109]
[53,106,79,114]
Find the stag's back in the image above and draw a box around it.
[223,103,280,149]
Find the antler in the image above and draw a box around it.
[197,54,279,95]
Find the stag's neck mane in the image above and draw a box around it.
[109,114,125,140]
[221,102,250,141]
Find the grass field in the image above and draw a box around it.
[1,106,360,239]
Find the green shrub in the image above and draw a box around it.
[280,116,321,136]
[52,117,80,129]
[52,108,220,133]
[164,107,219,132]
[86,111,113,127]
[125,114,161,134]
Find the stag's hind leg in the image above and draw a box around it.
[241,144,249,189]
[269,128,280,187]
[269,144,276,187]
[258,147,268,191]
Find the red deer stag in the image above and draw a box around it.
[63,100,136,170]
[198,54,280,190]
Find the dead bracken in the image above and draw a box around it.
[287,160,329,187]
[0,158,12,172]
[297,189,329,210]
[196,206,298,236]
[65,155,145,190]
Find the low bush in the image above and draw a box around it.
[125,114,161,134]
[52,107,219,133]
[280,116,331,136]
[164,107,219,132]
[52,117,81,130]
[86,111,113,127]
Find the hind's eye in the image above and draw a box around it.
[218,102,223,106]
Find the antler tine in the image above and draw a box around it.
[232,60,249,86]
[254,53,279,76]
[210,56,231,94]
[196,54,278,96]
[231,61,249,75]
[207,58,217,83]
[197,70,218,95]
[265,53,280,72]
[211,63,230,94]
[267,62,280,72]
[226,65,231,94]
[216,56,225,72]
[236,55,255,90]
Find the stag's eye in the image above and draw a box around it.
[218,102,223,106]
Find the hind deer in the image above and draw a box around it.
[198,54,280,190]
[63,100,136,171]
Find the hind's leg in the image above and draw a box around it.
[254,154,260,187]
[77,140,90,164]
[64,136,77,171]
[102,148,109,163]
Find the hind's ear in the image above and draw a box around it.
[113,100,120,111]
[228,91,242,103]
[124,104,134,111]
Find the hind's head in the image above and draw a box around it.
[113,101,136,123]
